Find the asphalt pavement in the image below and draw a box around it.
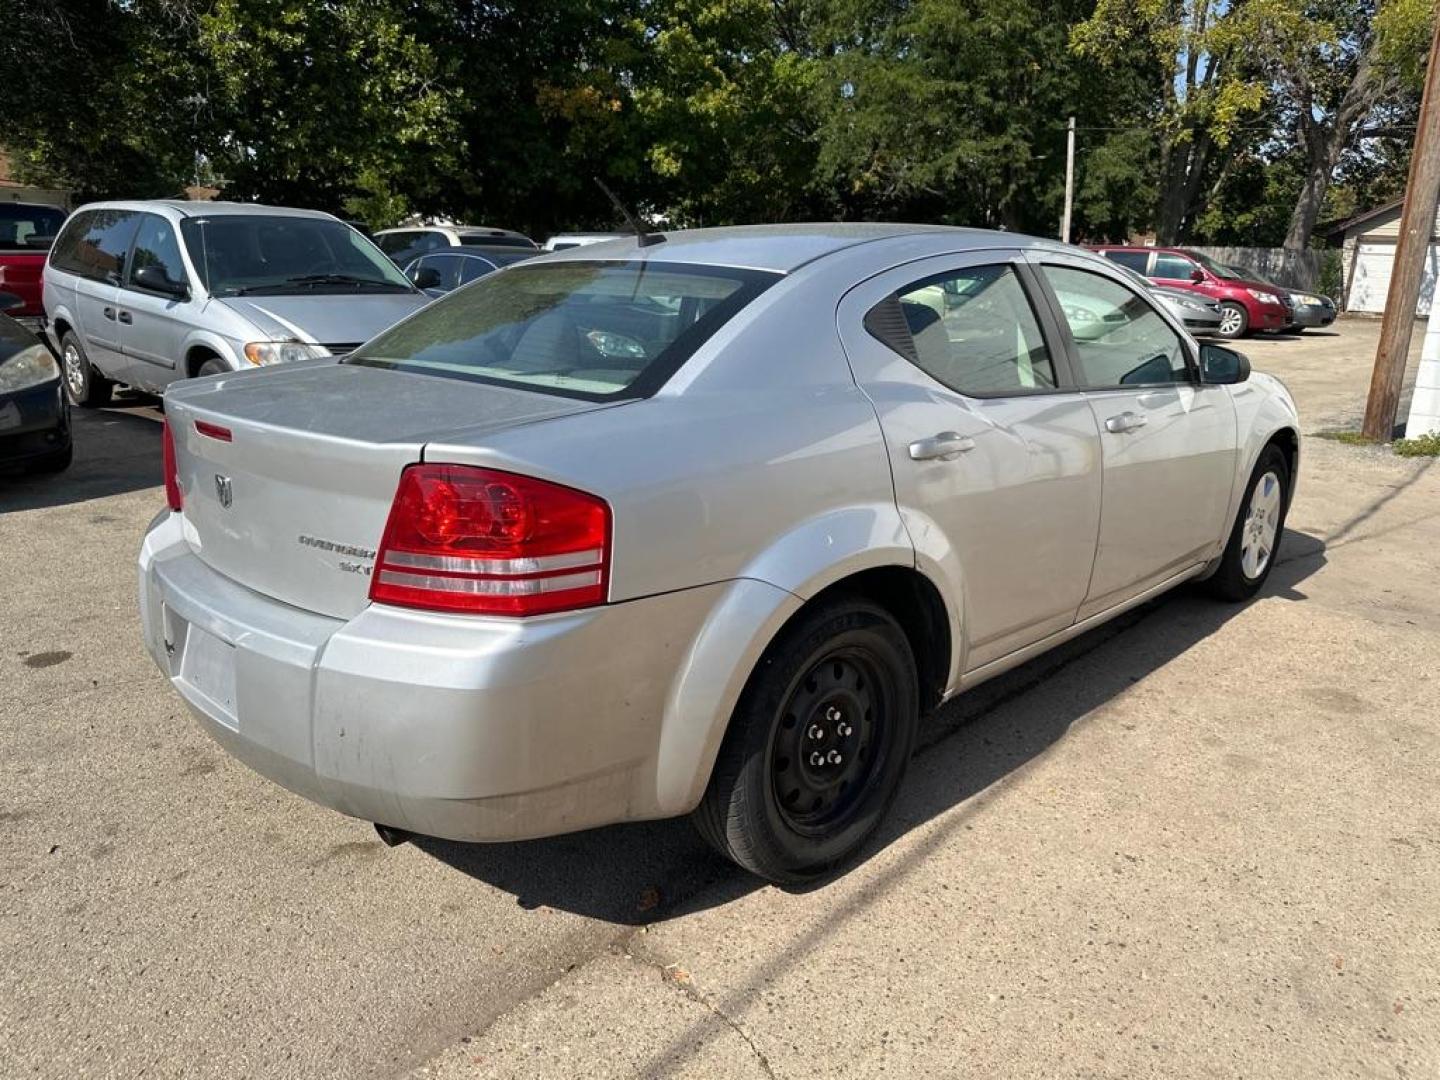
[2,320,1436,1079]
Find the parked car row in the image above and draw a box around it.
[1089,245,1337,339]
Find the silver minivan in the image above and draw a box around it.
[43,201,430,406]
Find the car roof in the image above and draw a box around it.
[71,200,340,221]
[537,223,1062,274]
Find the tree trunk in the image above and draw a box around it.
[1285,137,1337,250]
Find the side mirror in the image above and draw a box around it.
[409,265,441,290]
[0,291,22,313]
[1190,268,1205,283]
[1200,342,1251,385]
[134,263,189,299]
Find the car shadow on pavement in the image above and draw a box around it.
[0,394,163,512]
[420,528,1328,925]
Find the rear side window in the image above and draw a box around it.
[0,204,65,250]
[348,260,779,400]
[55,209,140,283]
[417,253,464,289]
[459,255,499,283]
[864,264,1056,395]
[1102,250,1149,273]
[48,211,94,273]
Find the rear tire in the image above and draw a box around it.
[1216,302,1249,340]
[693,598,919,885]
[1206,444,1291,601]
[60,332,112,407]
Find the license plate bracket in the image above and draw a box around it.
[175,617,238,730]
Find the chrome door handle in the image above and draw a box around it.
[908,431,976,461]
[1104,411,1148,434]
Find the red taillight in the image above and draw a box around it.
[162,419,183,512]
[194,419,232,442]
[369,464,611,616]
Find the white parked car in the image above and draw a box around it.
[139,225,1300,884]
[374,225,536,269]
[541,232,629,251]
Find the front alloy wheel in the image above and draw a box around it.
[1217,302,1248,340]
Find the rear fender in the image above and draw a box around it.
[655,503,962,815]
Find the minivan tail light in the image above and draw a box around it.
[369,464,610,616]
[162,419,183,512]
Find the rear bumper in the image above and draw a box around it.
[139,510,788,841]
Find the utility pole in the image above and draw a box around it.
[1061,116,1076,245]
[1362,16,1440,441]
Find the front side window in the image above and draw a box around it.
[348,260,778,399]
[866,264,1056,395]
[416,253,463,290]
[1151,253,1198,281]
[1041,265,1191,387]
[179,215,412,297]
[128,214,188,293]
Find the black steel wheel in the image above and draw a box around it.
[694,597,919,884]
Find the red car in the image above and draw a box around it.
[1088,245,1291,339]
[0,202,67,330]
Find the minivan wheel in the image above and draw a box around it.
[1206,444,1291,601]
[693,598,919,885]
[60,331,113,407]
[196,357,228,378]
[1216,302,1249,340]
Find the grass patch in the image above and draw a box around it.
[1314,430,1378,446]
[1394,432,1440,457]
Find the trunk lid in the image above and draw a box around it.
[165,359,612,619]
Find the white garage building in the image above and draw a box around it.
[1330,199,1440,316]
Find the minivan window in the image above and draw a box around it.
[128,214,188,293]
[179,215,412,297]
[348,260,779,399]
[1151,253,1198,280]
[0,204,65,250]
[63,209,141,283]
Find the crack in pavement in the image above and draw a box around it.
[622,936,779,1080]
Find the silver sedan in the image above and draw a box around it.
[139,225,1300,884]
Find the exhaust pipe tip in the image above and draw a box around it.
[374,822,413,848]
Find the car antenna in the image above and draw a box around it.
[594,177,665,248]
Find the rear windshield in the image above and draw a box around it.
[347,260,780,400]
[0,204,65,250]
[180,214,413,297]
[458,234,536,250]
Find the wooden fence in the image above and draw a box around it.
[1186,247,1329,293]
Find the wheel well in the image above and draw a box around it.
[52,317,72,342]
[186,346,222,378]
[807,567,952,713]
[1267,427,1299,504]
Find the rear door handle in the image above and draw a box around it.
[117,310,132,324]
[102,306,116,321]
[908,431,976,461]
[1104,411,1148,434]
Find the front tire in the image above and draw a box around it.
[694,598,919,885]
[27,443,73,474]
[196,357,228,378]
[1206,444,1291,601]
[1216,302,1249,340]
[60,332,113,407]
